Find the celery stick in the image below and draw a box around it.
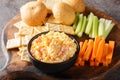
[73,13,79,30]
[89,21,93,38]
[89,28,93,38]
[98,18,105,37]
[88,15,93,38]
[91,16,99,38]
[99,18,106,23]
[77,16,87,37]
[85,12,94,34]
[75,14,84,34]
[105,19,112,31]
[102,23,115,39]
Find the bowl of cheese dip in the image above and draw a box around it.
[27,31,80,73]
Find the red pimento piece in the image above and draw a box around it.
[30,50,35,54]
[35,37,41,43]
[61,46,67,54]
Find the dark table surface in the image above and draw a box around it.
[0,0,120,80]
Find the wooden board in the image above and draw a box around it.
[1,6,120,80]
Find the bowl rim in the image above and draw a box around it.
[27,31,80,65]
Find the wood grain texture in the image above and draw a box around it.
[1,6,120,80]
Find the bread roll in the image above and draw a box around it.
[62,0,85,12]
[38,0,62,13]
[20,1,48,26]
[52,2,75,25]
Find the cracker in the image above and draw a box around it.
[17,51,22,56]
[18,25,34,35]
[20,47,30,62]
[60,25,75,35]
[14,32,21,38]
[17,47,26,56]
[21,35,32,46]
[6,38,21,49]
[14,21,23,29]
[46,23,61,31]
[33,26,49,34]
[17,46,30,62]
[46,23,75,35]
[14,21,34,35]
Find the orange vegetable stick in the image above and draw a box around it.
[74,42,83,66]
[83,39,94,61]
[80,40,88,57]
[106,41,115,64]
[80,42,83,49]
[79,42,83,56]
[74,62,79,67]
[94,61,99,66]
[77,57,85,66]
[103,61,109,66]
[101,43,109,66]
[79,59,85,66]
[79,40,88,66]
[95,38,105,64]
[90,60,95,66]
[76,41,87,66]
[91,36,101,61]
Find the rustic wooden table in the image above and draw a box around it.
[0,0,120,80]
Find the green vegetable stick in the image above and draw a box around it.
[75,14,84,34]
[89,28,92,38]
[98,18,105,37]
[77,16,87,37]
[102,23,115,39]
[89,21,93,38]
[105,19,112,31]
[73,13,79,30]
[87,14,92,38]
[91,16,99,38]
[100,18,106,22]
[85,12,94,34]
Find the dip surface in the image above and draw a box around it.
[30,31,77,63]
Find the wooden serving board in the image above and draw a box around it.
[1,6,120,80]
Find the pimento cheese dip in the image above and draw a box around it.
[30,31,77,63]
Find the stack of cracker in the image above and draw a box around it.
[6,21,75,62]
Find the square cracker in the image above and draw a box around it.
[6,38,21,49]
[33,26,49,34]
[21,35,33,46]
[18,46,30,62]
[14,21,34,35]
[46,23,75,35]
[18,25,34,35]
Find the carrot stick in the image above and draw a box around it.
[90,60,95,66]
[74,42,83,66]
[80,42,83,49]
[106,41,115,64]
[76,41,87,66]
[79,42,85,66]
[103,61,109,66]
[79,40,88,66]
[74,62,79,67]
[80,40,88,57]
[90,36,101,61]
[90,37,101,66]
[79,42,83,56]
[83,39,94,61]
[79,59,85,66]
[101,43,109,66]
[95,38,105,65]
[94,61,99,66]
